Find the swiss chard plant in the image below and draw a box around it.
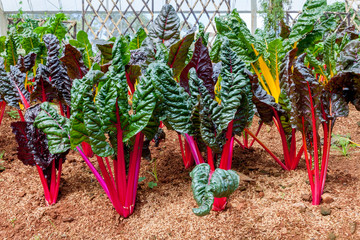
[35,36,159,217]
[280,47,350,205]
[127,4,196,168]
[11,104,69,205]
[2,32,77,205]
[165,38,252,216]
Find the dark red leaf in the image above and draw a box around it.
[30,64,58,102]
[9,65,30,108]
[17,52,37,73]
[11,104,68,182]
[167,31,195,77]
[180,38,214,98]
[44,34,72,105]
[60,44,88,79]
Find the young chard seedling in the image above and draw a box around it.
[331,134,357,156]
[147,158,158,189]
[7,110,20,120]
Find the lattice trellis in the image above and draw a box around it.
[345,0,360,31]
[82,0,231,45]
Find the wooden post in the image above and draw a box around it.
[251,0,257,34]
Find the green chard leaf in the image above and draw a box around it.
[34,13,68,42]
[69,30,94,69]
[190,163,239,216]
[148,62,192,134]
[5,31,20,71]
[70,68,106,149]
[34,102,71,154]
[218,39,252,135]
[129,28,147,50]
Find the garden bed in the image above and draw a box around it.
[0,104,360,239]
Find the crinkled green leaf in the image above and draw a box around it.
[218,39,252,133]
[190,163,239,216]
[188,68,221,151]
[213,9,261,62]
[323,33,337,78]
[149,62,192,134]
[34,102,71,154]
[287,0,326,47]
[70,68,106,149]
[208,168,239,198]
[190,164,210,197]
[83,91,114,157]
[125,75,157,141]
[112,36,131,67]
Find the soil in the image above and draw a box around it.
[1,104,360,240]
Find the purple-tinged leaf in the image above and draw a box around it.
[125,65,141,93]
[9,65,30,108]
[321,90,349,127]
[94,39,114,64]
[11,122,35,166]
[148,4,180,47]
[212,62,222,84]
[0,59,20,108]
[168,31,195,77]
[11,104,68,182]
[280,51,322,152]
[44,34,72,105]
[30,64,58,102]
[129,49,147,67]
[17,52,37,73]
[250,73,285,125]
[180,38,214,98]
[100,62,111,73]
[140,37,156,67]
[60,44,88,79]
[325,40,360,110]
